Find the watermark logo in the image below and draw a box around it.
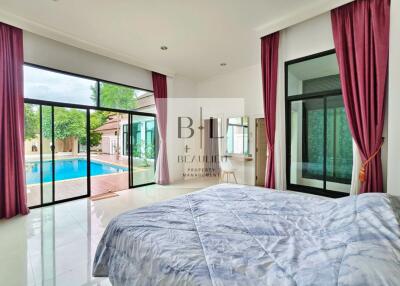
[177,107,225,178]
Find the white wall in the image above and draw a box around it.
[196,65,263,185]
[195,12,391,191]
[23,31,153,91]
[195,13,336,187]
[387,0,400,196]
[166,75,198,182]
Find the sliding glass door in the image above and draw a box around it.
[25,102,157,208]
[24,103,41,207]
[128,114,157,187]
[89,110,129,197]
[53,106,89,201]
[25,104,90,207]
[286,51,352,197]
[41,105,54,205]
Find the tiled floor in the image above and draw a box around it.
[0,178,218,286]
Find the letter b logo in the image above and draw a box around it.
[178,117,194,138]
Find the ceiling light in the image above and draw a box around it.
[160,46,168,51]
[220,63,227,67]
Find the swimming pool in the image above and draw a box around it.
[25,159,128,185]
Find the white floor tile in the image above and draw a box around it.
[0,179,214,286]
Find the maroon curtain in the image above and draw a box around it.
[331,0,390,193]
[152,72,170,185]
[0,23,29,218]
[261,32,279,189]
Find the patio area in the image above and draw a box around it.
[26,154,155,207]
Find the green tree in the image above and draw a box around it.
[34,82,138,150]
[91,82,138,110]
[42,108,87,145]
[89,111,111,147]
[24,104,40,140]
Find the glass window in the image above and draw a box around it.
[24,103,41,207]
[226,116,249,155]
[130,115,156,186]
[326,96,353,186]
[145,121,155,159]
[24,65,97,106]
[287,53,340,96]
[131,122,142,158]
[99,82,149,111]
[287,52,352,195]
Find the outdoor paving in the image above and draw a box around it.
[26,154,155,207]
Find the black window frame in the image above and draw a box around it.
[24,62,154,113]
[23,63,158,209]
[285,49,350,198]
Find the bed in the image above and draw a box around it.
[93,184,400,286]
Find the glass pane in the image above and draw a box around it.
[233,126,244,154]
[41,106,54,204]
[53,107,88,201]
[99,82,150,111]
[226,125,233,154]
[228,117,242,125]
[289,99,324,189]
[24,65,97,106]
[145,121,155,159]
[131,115,157,186]
[122,124,128,155]
[25,103,41,207]
[90,111,129,196]
[326,96,352,193]
[243,116,249,126]
[226,117,249,155]
[244,126,249,155]
[287,53,340,96]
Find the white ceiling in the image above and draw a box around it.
[0,0,353,81]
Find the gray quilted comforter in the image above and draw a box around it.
[93,184,400,285]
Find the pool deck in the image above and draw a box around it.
[26,154,155,207]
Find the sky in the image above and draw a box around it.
[24,65,97,106]
[23,65,149,106]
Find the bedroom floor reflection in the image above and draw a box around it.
[0,179,217,286]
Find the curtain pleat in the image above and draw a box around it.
[331,0,390,193]
[152,72,170,185]
[261,32,280,189]
[0,22,29,218]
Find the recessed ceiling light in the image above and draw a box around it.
[220,62,227,67]
[160,46,168,51]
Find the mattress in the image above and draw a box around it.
[93,184,400,286]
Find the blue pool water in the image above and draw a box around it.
[25,159,128,185]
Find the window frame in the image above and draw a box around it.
[285,49,350,198]
[23,63,158,209]
[24,62,153,113]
